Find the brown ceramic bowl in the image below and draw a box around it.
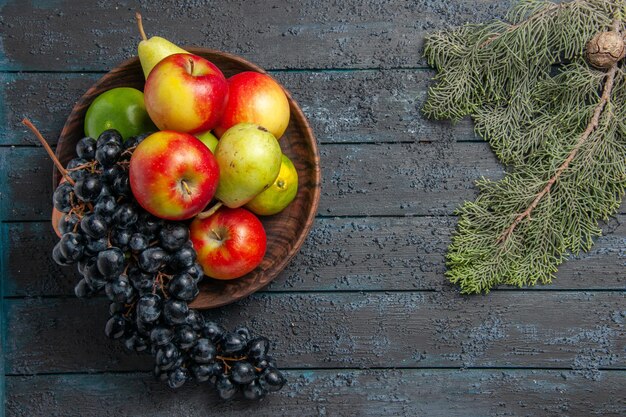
[55,48,321,309]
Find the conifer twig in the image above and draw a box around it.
[497,19,621,244]
[479,2,563,48]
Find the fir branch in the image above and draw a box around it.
[423,0,626,293]
[479,2,563,48]
[498,34,619,243]
[423,0,613,122]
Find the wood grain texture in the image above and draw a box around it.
[6,369,626,417]
[1,70,475,146]
[5,143,624,221]
[5,292,625,374]
[0,142,503,221]
[3,0,626,414]
[4,216,625,297]
[0,0,513,71]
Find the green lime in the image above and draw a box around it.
[84,87,157,141]
[194,130,219,153]
[245,154,298,216]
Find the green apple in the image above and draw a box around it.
[195,130,219,153]
[246,154,298,215]
[84,87,156,141]
[214,123,282,208]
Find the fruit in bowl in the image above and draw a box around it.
[32,12,320,403]
[54,51,320,309]
[135,12,188,78]
[84,87,157,141]
[190,207,267,280]
[129,131,219,220]
[195,130,219,153]
[215,71,291,139]
[246,154,299,216]
[214,123,283,208]
[144,53,228,133]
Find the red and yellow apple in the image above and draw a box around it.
[144,53,228,133]
[190,207,266,280]
[214,71,290,139]
[129,131,219,220]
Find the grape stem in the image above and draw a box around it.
[216,355,248,362]
[123,300,137,317]
[22,118,75,186]
[121,146,137,157]
[67,161,96,171]
[196,201,223,219]
[135,12,148,41]
[153,272,172,298]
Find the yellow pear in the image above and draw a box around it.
[135,13,188,79]
[246,154,298,215]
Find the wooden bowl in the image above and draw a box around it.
[55,48,321,309]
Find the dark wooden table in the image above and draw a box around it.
[1,1,624,416]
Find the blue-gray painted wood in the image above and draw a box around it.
[4,144,625,222]
[1,0,625,415]
[5,292,625,374]
[0,0,514,71]
[6,370,626,417]
[0,71,477,146]
[4,216,626,297]
[0,142,508,221]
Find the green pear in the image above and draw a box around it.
[214,123,282,208]
[136,13,188,79]
[194,130,219,153]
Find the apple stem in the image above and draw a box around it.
[187,57,195,75]
[135,12,148,41]
[181,180,192,196]
[21,118,75,186]
[196,201,223,219]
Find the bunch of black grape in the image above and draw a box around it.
[51,129,286,400]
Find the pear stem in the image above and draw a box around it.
[196,201,223,219]
[21,118,75,186]
[135,12,148,41]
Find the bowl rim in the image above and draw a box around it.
[55,47,322,309]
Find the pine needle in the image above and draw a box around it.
[423,0,626,293]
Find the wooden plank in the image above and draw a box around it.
[7,141,624,221]
[1,71,476,146]
[5,292,625,374]
[0,0,512,71]
[6,370,626,417]
[1,73,98,147]
[5,215,626,297]
[0,141,505,221]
